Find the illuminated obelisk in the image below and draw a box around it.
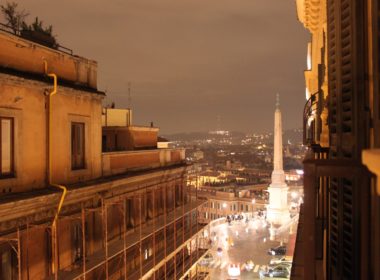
[266,94,289,225]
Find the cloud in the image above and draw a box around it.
[13,0,309,133]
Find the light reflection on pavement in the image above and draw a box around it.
[204,215,297,280]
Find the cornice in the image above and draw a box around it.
[296,0,323,33]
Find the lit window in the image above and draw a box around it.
[0,117,14,177]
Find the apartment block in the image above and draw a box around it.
[0,28,209,280]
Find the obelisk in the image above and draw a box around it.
[266,94,289,225]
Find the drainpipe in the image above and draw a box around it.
[44,60,67,278]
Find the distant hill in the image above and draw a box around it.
[162,131,246,141]
[162,129,302,143]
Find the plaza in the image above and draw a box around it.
[198,213,298,280]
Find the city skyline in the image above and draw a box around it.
[12,0,310,133]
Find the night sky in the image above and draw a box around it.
[10,0,310,134]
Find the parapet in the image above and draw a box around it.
[0,30,97,89]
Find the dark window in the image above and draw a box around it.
[0,117,14,177]
[71,123,85,170]
[72,223,83,262]
[126,199,134,229]
[147,191,153,220]
[175,185,182,206]
[0,244,17,280]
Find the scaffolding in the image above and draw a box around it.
[0,228,21,280]
[0,178,209,280]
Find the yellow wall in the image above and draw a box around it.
[0,31,97,89]
[0,72,103,194]
[297,0,329,146]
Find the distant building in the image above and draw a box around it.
[198,171,226,186]
[0,29,208,280]
[197,185,268,223]
[157,136,171,149]
[193,149,204,161]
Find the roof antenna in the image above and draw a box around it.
[128,82,132,109]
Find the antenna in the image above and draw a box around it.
[276,93,280,110]
[128,82,132,109]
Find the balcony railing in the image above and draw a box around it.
[102,148,186,176]
[291,144,372,279]
[303,91,322,145]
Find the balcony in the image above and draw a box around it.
[102,125,159,151]
[303,90,322,145]
[0,29,97,89]
[102,148,186,176]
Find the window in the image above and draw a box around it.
[0,244,17,280]
[71,123,85,170]
[72,223,83,262]
[147,191,153,220]
[0,117,14,177]
[126,199,134,229]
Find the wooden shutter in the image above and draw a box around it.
[327,0,370,279]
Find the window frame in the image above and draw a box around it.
[0,117,14,178]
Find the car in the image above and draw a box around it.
[267,245,287,256]
[227,263,241,277]
[269,256,293,265]
[199,253,213,266]
[259,264,290,279]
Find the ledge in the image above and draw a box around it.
[102,148,185,176]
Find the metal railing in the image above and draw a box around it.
[303,91,322,145]
[0,22,73,55]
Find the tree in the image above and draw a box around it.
[21,17,57,48]
[0,2,28,34]
[22,17,54,36]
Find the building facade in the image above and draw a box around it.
[295,0,380,279]
[196,186,268,224]
[0,28,208,280]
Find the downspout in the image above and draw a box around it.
[44,61,67,277]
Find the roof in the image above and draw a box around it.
[158,136,170,142]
